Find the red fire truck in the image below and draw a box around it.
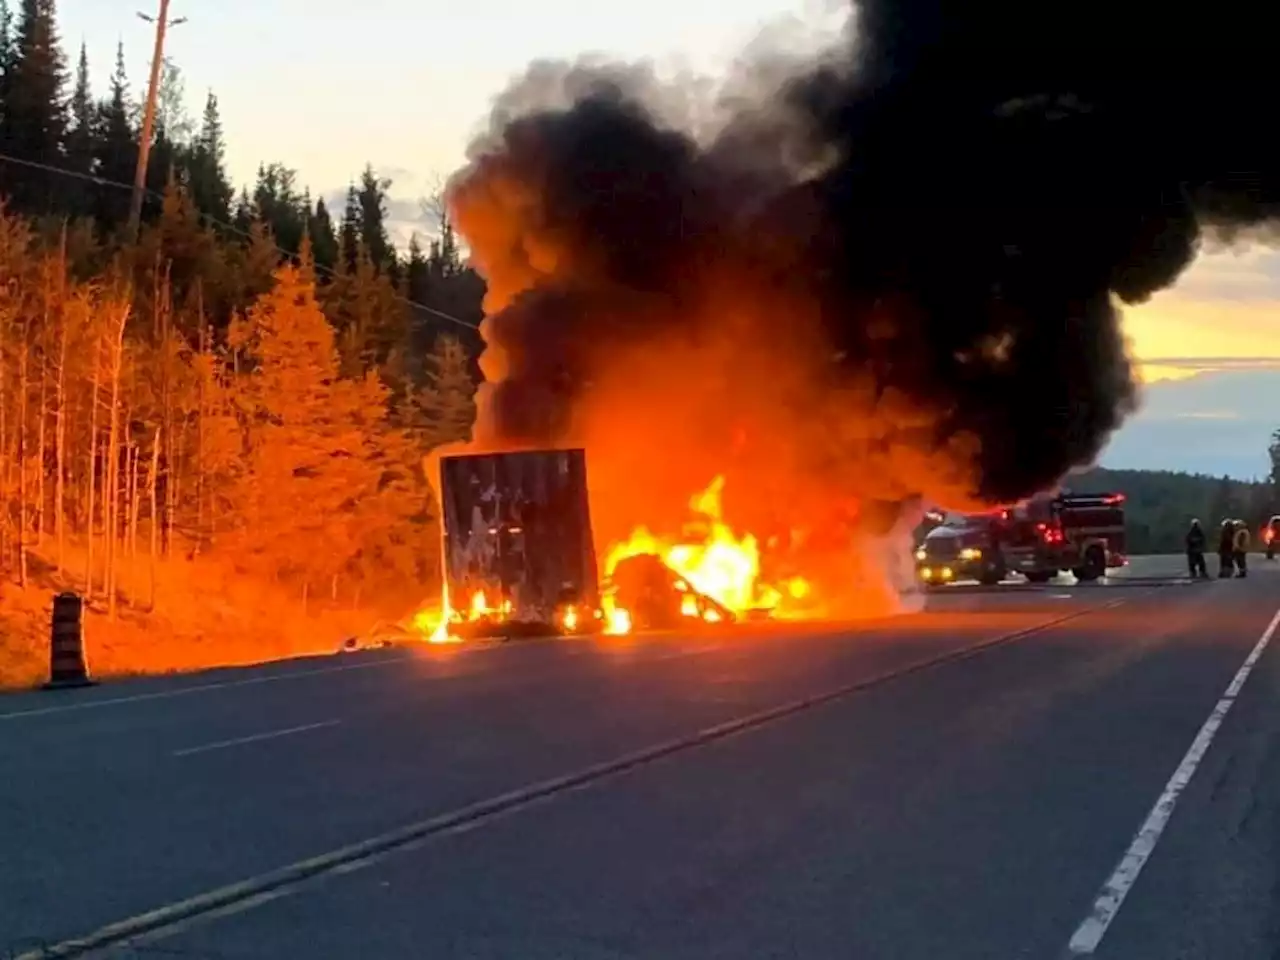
[915,491,1127,585]
[998,492,1127,582]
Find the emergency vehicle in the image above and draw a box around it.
[915,491,1127,585]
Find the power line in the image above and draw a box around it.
[0,150,482,332]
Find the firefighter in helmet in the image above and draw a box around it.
[1233,519,1250,577]
[1185,519,1207,578]
[1218,519,1236,577]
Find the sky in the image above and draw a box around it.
[56,0,1280,480]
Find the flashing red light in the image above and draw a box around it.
[1036,520,1064,544]
[1104,493,1125,504]
[1266,528,1274,544]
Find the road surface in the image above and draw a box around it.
[2,554,1279,958]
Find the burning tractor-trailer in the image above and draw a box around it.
[435,447,742,640]
[437,448,604,638]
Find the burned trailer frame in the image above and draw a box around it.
[438,448,602,637]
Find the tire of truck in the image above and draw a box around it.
[1024,570,1053,583]
[979,558,1007,586]
[1268,546,1275,560]
[1074,546,1106,582]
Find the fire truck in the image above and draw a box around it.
[915,491,1127,585]
[998,492,1127,582]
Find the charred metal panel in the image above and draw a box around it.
[439,449,599,625]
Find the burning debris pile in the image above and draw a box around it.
[425,0,1277,636]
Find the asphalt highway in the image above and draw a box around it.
[2,555,1279,958]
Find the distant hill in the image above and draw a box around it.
[1066,466,1276,554]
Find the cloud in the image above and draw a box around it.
[1101,367,1280,478]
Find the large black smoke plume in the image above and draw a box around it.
[444,1,1279,606]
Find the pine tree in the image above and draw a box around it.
[232,264,394,590]
[0,0,16,114]
[187,90,232,223]
[356,164,392,272]
[405,334,476,450]
[308,196,338,275]
[63,41,93,215]
[93,41,136,230]
[0,0,67,213]
[252,162,306,254]
[405,233,428,301]
[339,183,359,271]
[144,121,178,222]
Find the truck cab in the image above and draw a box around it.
[914,511,1008,586]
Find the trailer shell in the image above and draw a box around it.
[438,448,600,632]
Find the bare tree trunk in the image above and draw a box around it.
[35,346,46,547]
[104,304,127,618]
[149,427,159,609]
[191,304,208,556]
[86,334,99,598]
[17,332,29,587]
[0,320,8,576]
[160,264,175,556]
[129,442,141,558]
[54,302,69,572]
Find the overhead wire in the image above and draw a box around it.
[0,150,482,332]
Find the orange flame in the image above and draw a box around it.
[602,475,808,632]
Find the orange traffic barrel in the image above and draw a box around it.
[44,592,94,689]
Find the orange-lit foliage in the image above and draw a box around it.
[0,221,469,686]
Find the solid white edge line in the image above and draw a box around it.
[171,720,341,757]
[1065,601,1280,955]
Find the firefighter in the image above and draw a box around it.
[1218,519,1236,577]
[1233,519,1250,577]
[1185,519,1207,578]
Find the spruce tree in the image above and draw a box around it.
[308,196,338,274]
[356,163,392,271]
[63,41,92,215]
[338,183,359,271]
[93,41,136,229]
[0,0,16,116]
[0,0,67,213]
[405,334,476,450]
[252,162,305,254]
[187,90,232,223]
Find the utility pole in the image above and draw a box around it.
[127,0,187,240]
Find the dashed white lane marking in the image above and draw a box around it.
[172,720,341,757]
[1065,601,1280,954]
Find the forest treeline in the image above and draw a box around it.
[0,0,487,684]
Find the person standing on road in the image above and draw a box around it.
[1233,519,1250,577]
[1185,519,1207,578]
[1218,518,1236,577]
